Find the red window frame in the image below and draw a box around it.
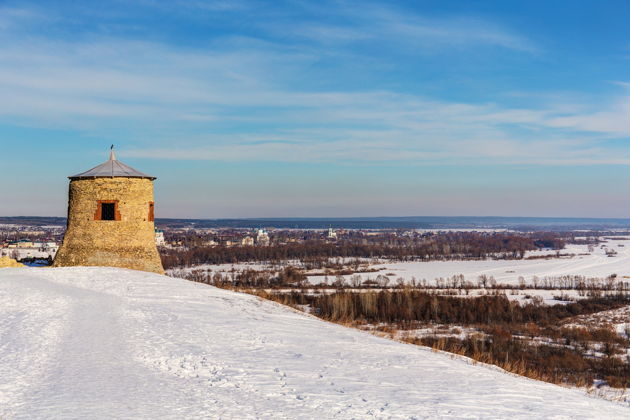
[94,200,121,221]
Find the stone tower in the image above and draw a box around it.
[53,148,164,274]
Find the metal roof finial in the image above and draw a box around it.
[109,144,117,161]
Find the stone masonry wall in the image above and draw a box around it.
[53,177,164,274]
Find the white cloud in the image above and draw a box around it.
[546,94,630,136]
[275,2,538,53]
[0,6,43,23]
[0,2,627,167]
[0,34,624,165]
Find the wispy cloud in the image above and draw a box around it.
[0,32,624,165]
[545,83,630,136]
[365,8,538,52]
[268,2,538,53]
[0,6,47,30]
[0,1,627,168]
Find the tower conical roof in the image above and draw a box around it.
[69,148,156,180]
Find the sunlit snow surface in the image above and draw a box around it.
[1,267,628,419]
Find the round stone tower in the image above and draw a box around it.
[53,148,164,274]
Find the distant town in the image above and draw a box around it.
[0,215,607,268]
[0,218,436,266]
[0,224,63,265]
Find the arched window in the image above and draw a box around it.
[148,202,155,222]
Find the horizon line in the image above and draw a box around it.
[4,215,630,221]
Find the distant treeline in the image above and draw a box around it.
[154,216,630,230]
[287,291,626,325]
[160,232,565,269]
[0,216,66,227]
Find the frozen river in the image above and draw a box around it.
[307,239,630,286]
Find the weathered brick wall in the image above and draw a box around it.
[53,177,164,274]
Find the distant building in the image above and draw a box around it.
[241,236,254,246]
[10,240,34,248]
[155,229,166,246]
[1,244,58,260]
[256,229,270,246]
[32,241,58,250]
[22,230,45,236]
[327,228,337,239]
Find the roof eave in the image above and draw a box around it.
[68,175,157,181]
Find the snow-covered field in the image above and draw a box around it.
[1,267,629,419]
[564,305,630,338]
[308,240,630,286]
[170,239,630,290]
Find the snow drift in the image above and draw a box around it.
[0,267,627,419]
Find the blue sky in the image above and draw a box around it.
[1,0,630,218]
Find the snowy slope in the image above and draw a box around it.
[1,267,628,419]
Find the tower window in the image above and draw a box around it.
[95,200,120,221]
[102,203,116,220]
[148,202,155,222]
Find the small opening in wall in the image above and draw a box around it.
[148,202,155,222]
[95,200,120,221]
[101,203,116,220]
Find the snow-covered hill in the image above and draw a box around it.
[1,267,627,419]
